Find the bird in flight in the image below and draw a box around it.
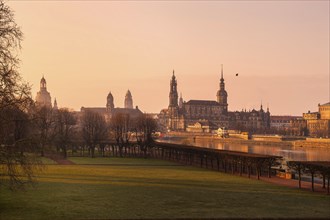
[236,73,239,76]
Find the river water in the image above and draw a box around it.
[158,137,330,162]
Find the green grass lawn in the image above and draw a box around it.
[1,157,329,219]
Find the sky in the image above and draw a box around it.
[8,0,330,115]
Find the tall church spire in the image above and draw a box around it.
[169,70,178,107]
[216,64,228,113]
[221,64,223,80]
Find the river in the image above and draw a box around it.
[158,137,330,162]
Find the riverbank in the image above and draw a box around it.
[197,136,294,147]
[164,132,330,149]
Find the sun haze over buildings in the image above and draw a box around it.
[8,1,329,115]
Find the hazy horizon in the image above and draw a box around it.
[9,1,329,115]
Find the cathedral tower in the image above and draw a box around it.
[35,76,52,108]
[167,70,182,131]
[106,92,114,112]
[216,65,228,113]
[169,70,178,107]
[124,90,133,109]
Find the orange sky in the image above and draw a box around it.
[8,1,330,115]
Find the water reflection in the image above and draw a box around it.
[159,137,330,161]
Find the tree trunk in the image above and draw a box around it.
[311,171,314,192]
[91,146,95,158]
[327,176,329,194]
[63,145,67,159]
[298,168,301,189]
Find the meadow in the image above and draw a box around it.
[1,157,329,219]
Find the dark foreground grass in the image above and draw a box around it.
[1,157,329,219]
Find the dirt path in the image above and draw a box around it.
[45,154,75,165]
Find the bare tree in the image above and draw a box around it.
[32,106,55,156]
[81,110,108,157]
[53,108,76,158]
[0,1,42,190]
[110,113,131,157]
[134,114,157,158]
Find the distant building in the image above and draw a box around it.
[160,66,270,133]
[289,117,307,136]
[303,102,330,138]
[217,127,229,138]
[81,90,143,122]
[124,90,133,109]
[186,120,216,133]
[270,115,299,130]
[35,76,52,108]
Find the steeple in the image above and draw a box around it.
[260,100,263,111]
[53,98,58,110]
[220,64,225,89]
[221,64,224,81]
[216,64,228,114]
[124,89,133,109]
[169,70,178,107]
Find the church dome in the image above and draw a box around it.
[40,77,46,84]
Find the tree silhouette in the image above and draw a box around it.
[0,1,41,190]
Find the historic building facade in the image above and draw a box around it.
[160,67,270,133]
[303,102,330,138]
[81,90,143,122]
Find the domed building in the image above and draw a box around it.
[81,90,143,122]
[35,76,52,108]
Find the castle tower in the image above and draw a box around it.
[124,90,133,109]
[169,70,178,107]
[106,92,114,112]
[216,65,228,114]
[35,76,52,108]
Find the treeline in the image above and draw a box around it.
[32,107,157,158]
[1,104,158,158]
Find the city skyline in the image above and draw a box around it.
[8,1,329,115]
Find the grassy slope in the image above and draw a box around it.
[1,157,329,219]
